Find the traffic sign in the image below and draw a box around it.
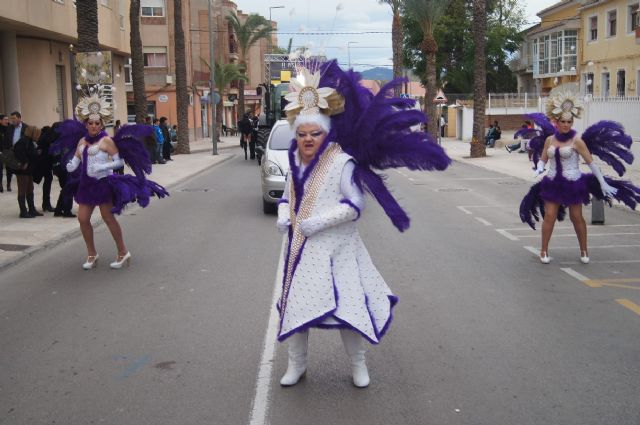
[433,88,447,104]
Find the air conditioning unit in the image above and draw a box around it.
[166,75,174,85]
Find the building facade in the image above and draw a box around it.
[0,0,131,127]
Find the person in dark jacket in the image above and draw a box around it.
[50,121,76,217]
[238,113,253,160]
[13,125,42,218]
[34,125,57,212]
[160,117,172,161]
[0,114,12,192]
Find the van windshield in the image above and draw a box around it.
[269,125,295,150]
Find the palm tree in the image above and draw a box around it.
[76,0,99,52]
[470,0,487,158]
[201,58,248,139]
[174,0,190,154]
[403,0,448,141]
[225,12,273,119]
[129,0,146,123]
[379,0,404,96]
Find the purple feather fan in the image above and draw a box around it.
[582,121,634,177]
[113,124,154,179]
[318,60,451,231]
[51,119,87,165]
[522,113,555,165]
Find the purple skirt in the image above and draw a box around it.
[540,173,591,205]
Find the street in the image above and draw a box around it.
[2,148,640,425]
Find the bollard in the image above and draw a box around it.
[591,198,605,224]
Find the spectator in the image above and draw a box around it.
[152,117,166,164]
[159,117,172,161]
[486,120,501,148]
[439,114,446,138]
[506,120,533,154]
[114,119,122,133]
[238,113,253,160]
[169,124,177,145]
[50,121,76,218]
[13,124,42,218]
[33,125,57,212]
[0,114,12,192]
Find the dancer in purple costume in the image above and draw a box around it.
[53,89,168,270]
[274,60,451,388]
[519,92,640,264]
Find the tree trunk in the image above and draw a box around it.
[174,0,190,154]
[392,13,403,97]
[471,0,487,158]
[238,70,246,121]
[422,35,438,142]
[76,0,99,53]
[129,0,146,123]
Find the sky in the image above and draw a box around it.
[232,0,559,72]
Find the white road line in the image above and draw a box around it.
[457,205,516,209]
[501,224,640,232]
[517,232,640,238]
[448,177,511,181]
[561,267,590,282]
[408,177,416,182]
[457,206,473,215]
[248,237,286,425]
[559,260,640,264]
[523,246,539,255]
[551,244,640,250]
[496,229,519,241]
[475,217,492,226]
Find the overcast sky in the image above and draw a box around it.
[232,0,559,71]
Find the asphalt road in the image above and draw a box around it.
[1,148,639,425]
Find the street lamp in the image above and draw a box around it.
[347,41,358,69]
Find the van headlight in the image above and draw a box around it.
[265,160,283,176]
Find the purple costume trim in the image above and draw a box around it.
[84,130,108,143]
[554,129,576,142]
[339,198,361,220]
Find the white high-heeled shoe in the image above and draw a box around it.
[82,254,99,270]
[110,251,131,269]
[580,251,590,264]
[539,251,551,264]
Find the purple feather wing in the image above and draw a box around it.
[51,119,86,165]
[113,124,153,179]
[582,121,633,177]
[523,113,555,165]
[318,60,451,231]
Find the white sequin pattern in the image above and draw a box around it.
[279,146,395,343]
[84,144,113,179]
[546,143,581,181]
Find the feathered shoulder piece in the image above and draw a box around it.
[113,124,154,180]
[318,60,451,231]
[50,119,87,164]
[520,113,555,165]
[582,120,633,177]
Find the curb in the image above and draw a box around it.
[0,152,236,272]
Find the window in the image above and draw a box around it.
[124,58,132,84]
[602,72,610,97]
[629,3,639,32]
[143,47,168,67]
[584,72,594,95]
[533,30,577,76]
[607,10,617,37]
[617,69,626,97]
[141,0,165,17]
[590,16,598,40]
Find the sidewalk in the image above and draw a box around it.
[0,135,241,269]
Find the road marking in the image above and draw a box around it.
[559,260,640,265]
[475,217,492,226]
[448,177,510,181]
[560,267,600,287]
[616,299,640,316]
[457,206,473,215]
[517,232,640,238]
[551,244,640,250]
[496,229,519,241]
[408,177,416,182]
[248,237,286,425]
[498,224,640,231]
[523,246,539,255]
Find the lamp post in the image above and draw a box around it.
[347,41,358,69]
[208,0,217,155]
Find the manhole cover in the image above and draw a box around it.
[0,243,31,252]
[436,188,470,192]
[179,188,210,193]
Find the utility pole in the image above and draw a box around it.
[209,0,218,155]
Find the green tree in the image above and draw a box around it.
[379,0,404,96]
[225,12,273,119]
[129,0,147,123]
[174,0,190,154]
[403,0,449,140]
[200,59,248,139]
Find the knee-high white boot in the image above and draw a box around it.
[340,329,370,388]
[280,331,308,386]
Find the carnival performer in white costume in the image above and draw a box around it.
[274,61,451,388]
[520,92,640,263]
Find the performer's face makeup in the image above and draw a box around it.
[86,119,102,136]
[296,123,326,165]
[557,118,573,134]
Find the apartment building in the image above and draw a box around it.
[0,0,130,127]
[579,0,640,97]
[131,0,275,138]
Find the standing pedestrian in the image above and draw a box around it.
[34,125,57,212]
[152,118,166,164]
[13,125,42,218]
[439,113,446,138]
[238,113,252,160]
[160,117,172,161]
[0,114,12,192]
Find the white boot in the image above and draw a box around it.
[280,331,308,386]
[340,329,370,388]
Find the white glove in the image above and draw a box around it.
[88,153,125,175]
[534,160,546,177]
[299,201,359,238]
[276,201,290,233]
[588,163,618,198]
[66,156,80,172]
